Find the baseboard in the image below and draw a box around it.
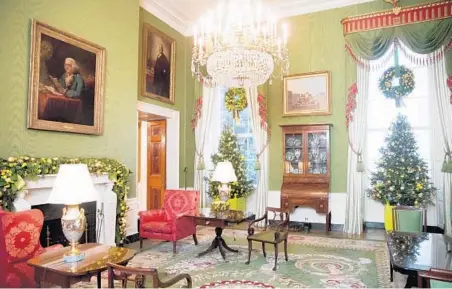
[364,222,385,229]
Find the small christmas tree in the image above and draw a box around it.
[207,128,253,199]
[367,114,436,207]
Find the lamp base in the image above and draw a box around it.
[63,252,85,263]
[61,204,86,263]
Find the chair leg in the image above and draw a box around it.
[245,239,252,265]
[262,243,266,258]
[273,244,278,271]
[284,239,288,261]
[173,241,177,254]
[140,238,143,249]
[193,234,198,245]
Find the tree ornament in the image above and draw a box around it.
[225,88,247,124]
[378,65,415,107]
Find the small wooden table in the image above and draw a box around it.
[190,210,255,260]
[27,243,136,288]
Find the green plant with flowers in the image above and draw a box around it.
[0,156,131,244]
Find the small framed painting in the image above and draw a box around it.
[142,23,176,104]
[28,20,106,135]
[283,71,331,116]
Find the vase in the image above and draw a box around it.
[384,203,395,231]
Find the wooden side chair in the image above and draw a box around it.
[107,263,192,288]
[246,207,289,271]
[418,269,452,288]
[392,206,427,233]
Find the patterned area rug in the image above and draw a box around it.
[125,228,391,288]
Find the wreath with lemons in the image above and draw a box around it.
[225,88,247,123]
[378,65,415,107]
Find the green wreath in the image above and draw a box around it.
[225,88,247,113]
[378,65,415,107]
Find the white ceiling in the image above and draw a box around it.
[141,0,374,36]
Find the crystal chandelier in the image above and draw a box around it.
[191,0,289,88]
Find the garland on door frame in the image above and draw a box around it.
[0,157,130,244]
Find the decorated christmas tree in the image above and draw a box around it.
[207,128,253,199]
[367,114,436,207]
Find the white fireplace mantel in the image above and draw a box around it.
[14,173,117,245]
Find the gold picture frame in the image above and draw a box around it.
[28,20,106,135]
[283,71,332,116]
[141,23,176,104]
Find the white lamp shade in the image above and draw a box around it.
[48,164,98,205]
[213,161,237,183]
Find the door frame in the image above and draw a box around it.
[137,101,180,212]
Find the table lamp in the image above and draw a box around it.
[213,161,237,202]
[48,164,97,263]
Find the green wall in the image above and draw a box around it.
[0,0,139,194]
[139,8,195,188]
[267,0,433,192]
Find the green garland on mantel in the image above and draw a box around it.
[0,156,131,244]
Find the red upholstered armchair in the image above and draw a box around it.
[139,190,199,253]
[0,209,63,288]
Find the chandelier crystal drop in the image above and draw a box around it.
[191,0,289,88]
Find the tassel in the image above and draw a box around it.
[255,157,261,171]
[197,155,205,170]
[447,158,452,173]
[442,158,448,173]
[356,154,365,172]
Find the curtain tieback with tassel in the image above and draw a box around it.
[197,154,206,170]
[356,152,365,172]
[442,150,452,173]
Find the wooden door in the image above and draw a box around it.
[147,120,166,210]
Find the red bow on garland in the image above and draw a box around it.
[191,97,203,131]
[346,83,358,129]
[447,76,452,104]
[257,93,271,137]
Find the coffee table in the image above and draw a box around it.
[190,210,255,260]
[27,243,136,288]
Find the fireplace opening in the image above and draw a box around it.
[32,201,97,247]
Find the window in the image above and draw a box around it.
[219,88,258,186]
[365,45,432,178]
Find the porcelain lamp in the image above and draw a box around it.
[48,164,97,263]
[213,161,237,202]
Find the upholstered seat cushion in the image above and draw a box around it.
[248,231,288,243]
[142,221,173,234]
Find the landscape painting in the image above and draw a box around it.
[28,20,105,135]
[283,71,331,116]
[142,23,175,104]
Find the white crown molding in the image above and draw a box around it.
[140,0,189,36]
[141,0,375,37]
[273,0,374,19]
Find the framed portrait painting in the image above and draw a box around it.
[283,71,331,116]
[28,20,105,135]
[142,23,175,104]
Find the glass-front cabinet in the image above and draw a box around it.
[280,124,332,232]
[282,125,330,177]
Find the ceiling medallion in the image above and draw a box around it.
[191,0,289,88]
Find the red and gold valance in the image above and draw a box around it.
[342,1,452,35]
